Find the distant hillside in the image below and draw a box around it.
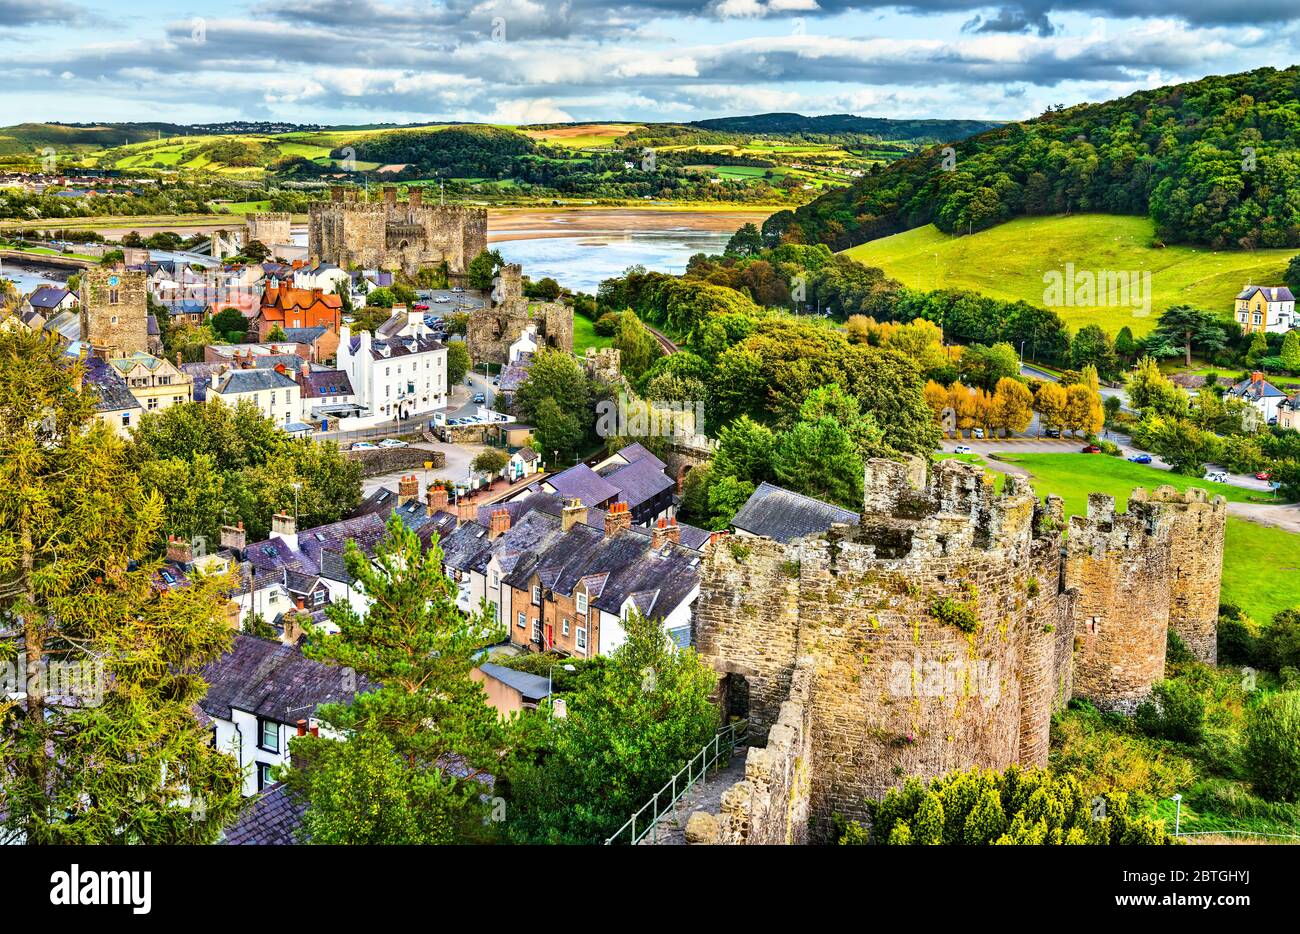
[842,214,1293,335]
[0,122,187,156]
[777,66,1300,252]
[690,113,1002,142]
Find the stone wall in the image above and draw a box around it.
[1148,486,1227,663]
[466,297,574,366]
[344,446,445,477]
[245,212,293,249]
[1066,492,1173,714]
[716,657,815,845]
[308,188,486,276]
[79,266,150,357]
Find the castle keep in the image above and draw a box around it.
[78,267,151,358]
[308,186,487,276]
[693,458,1226,843]
[466,263,573,365]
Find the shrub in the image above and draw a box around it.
[1136,680,1206,744]
[1218,614,1261,667]
[1260,608,1300,671]
[1166,630,1194,666]
[594,311,622,336]
[930,596,979,633]
[1243,691,1300,802]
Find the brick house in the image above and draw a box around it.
[253,282,342,342]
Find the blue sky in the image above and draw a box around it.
[1,0,1298,126]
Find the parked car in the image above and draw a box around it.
[1044,428,1061,438]
[351,442,377,451]
[1128,453,1152,464]
[954,445,973,455]
[1206,471,1228,483]
[1081,444,1101,454]
[452,286,465,293]
[1256,471,1272,481]
[972,428,984,439]
[473,392,486,404]
[378,438,408,448]
[413,303,429,311]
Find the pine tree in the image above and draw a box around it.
[0,330,243,843]
[286,512,507,843]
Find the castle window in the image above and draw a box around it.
[109,290,119,305]
[110,316,119,325]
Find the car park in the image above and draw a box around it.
[378,439,408,448]
[1128,453,1152,464]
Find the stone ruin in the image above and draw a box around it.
[692,457,1227,843]
[465,263,573,366]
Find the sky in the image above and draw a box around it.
[1,0,1299,126]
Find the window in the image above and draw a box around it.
[257,718,278,753]
[517,611,525,629]
[576,592,588,617]
[121,413,130,427]
[491,571,499,588]
[562,618,570,636]
[576,627,587,652]
[257,762,276,791]
[108,290,119,305]
[532,619,542,643]
[532,585,541,606]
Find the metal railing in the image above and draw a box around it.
[605,720,748,846]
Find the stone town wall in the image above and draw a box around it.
[716,657,815,845]
[466,300,574,366]
[245,212,292,248]
[1065,492,1173,715]
[1147,486,1227,664]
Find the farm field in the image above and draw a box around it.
[522,124,639,148]
[843,214,1294,335]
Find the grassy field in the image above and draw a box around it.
[997,452,1298,624]
[572,313,614,354]
[522,124,639,148]
[842,214,1294,336]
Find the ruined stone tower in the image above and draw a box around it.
[466,263,574,365]
[245,212,293,250]
[78,267,149,358]
[307,185,486,276]
[1152,487,1227,664]
[693,460,1227,843]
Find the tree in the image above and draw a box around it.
[267,324,288,343]
[1243,691,1300,802]
[1127,356,1189,418]
[1152,417,1219,475]
[990,377,1034,437]
[513,347,590,429]
[243,239,270,263]
[467,249,504,291]
[612,311,662,382]
[773,414,863,509]
[286,512,507,842]
[507,608,719,844]
[712,416,777,485]
[1285,253,1300,295]
[1070,324,1118,378]
[446,341,470,387]
[959,342,1020,390]
[1034,382,1069,434]
[1281,330,1300,372]
[1149,305,1227,367]
[533,397,584,465]
[725,222,763,257]
[211,306,248,342]
[472,448,510,478]
[839,765,1172,845]
[793,383,885,457]
[0,330,243,844]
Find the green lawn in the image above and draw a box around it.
[572,314,613,355]
[842,214,1294,336]
[996,452,1299,624]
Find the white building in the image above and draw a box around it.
[1235,286,1297,334]
[337,319,448,421]
[208,367,302,428]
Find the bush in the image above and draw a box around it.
[1260,608,1300,671]
[930,596,979,633]
[1166,630,1194,666]
[1136,679,1206,744]
[1242,691,1300,802]
[593,312,622,336]
[1218,609,1262,667]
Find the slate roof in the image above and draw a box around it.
[602,455,675,510]
[498,362,531,392]
[477,662,552,702]
[221,783,304,845]
[299,369,353,398]
[198,634,371,725]
[604,442,666,472]
[282,326,328,344]
[211,368,298,395]
[82,356,141,414]
[1228,374,1288,402]
[26,286,72,309]
[347,332,444,361]
[1236,286,1296,303]
[731,481,859,543]
[542,463,620,506]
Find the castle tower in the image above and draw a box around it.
[245,212,292,251]
[1065,492,1173,714]
[492,264,524,306]
[79,267,148,358]
[1147,486,1227,663]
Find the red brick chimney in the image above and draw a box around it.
[605,501,632,537]
[297,719,308,736]
[457,499,476,522]
[165,535,194,565]
[488,507,511,539]
[651,517,670,549]
[1252,371,1264,384]
[398,474,419,505]
[666,516,681,546]
[426,484,449,517]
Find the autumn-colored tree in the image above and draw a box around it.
[924,380,950,433]
[991,377,1034,437]
[1034,381,1069,434]
[948,381,978,437]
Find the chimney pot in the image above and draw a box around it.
[297,719,308,736]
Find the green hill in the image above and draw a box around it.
[689,112,1002,143]
[842,214,1294,335]
[781,65,1300,252]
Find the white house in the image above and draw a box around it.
[208,367,302,428]
[1234,286,1296,334]
[293,262,350,295]
[337,320,448,422]
[1226,371,1289,426]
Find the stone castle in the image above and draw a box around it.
[692,457,1226,844]
[307,186,487,277]
[244,212,293,250]
[466,263,573,365]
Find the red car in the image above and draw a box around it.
[1256,471,1271,481]
[1081,444,1101,454]
[413,302,429,311]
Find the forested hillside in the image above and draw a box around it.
[774,66,1300,251]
